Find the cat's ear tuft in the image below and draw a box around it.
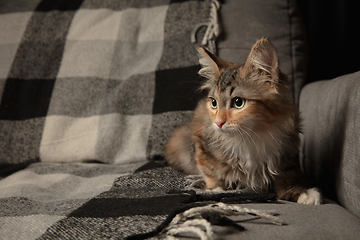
[197,48,229,81]
[197,48,220,81]
[245,38,279,81]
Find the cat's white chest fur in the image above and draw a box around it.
[208,125,284,190]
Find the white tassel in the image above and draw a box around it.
[167,219,213,239]
[191,0,221,53]
[167,226,209,240]
[164,202,283,239]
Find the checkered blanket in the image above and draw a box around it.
[0,161,184,238]
[0,0,216,166]
[0,161,280,239]
[0,0,224,238]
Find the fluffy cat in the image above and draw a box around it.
[165,38,321,205]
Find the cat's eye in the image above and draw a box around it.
[210,98,217,109]
[233,97,245,109]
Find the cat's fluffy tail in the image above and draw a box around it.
[165,124,200,175]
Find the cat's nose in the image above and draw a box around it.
[215,120,226,128]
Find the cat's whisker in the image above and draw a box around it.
[242,125,264,145]
[236,128,245,139]
[268,132,280,145]
[238,128,261,156]
[192,129,203,136]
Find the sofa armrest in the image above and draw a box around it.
[299,71,360,218]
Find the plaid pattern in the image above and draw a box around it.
[0,162,181,239]
[0,0,209,166]
[0,0,217,238]
[0,161,282,239]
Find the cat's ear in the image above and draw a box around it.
[197,48,228,81]
[244,38,279,82]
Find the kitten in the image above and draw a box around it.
[165,38,321,205]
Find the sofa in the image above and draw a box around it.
[0,0,359,239]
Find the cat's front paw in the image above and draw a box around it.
[206,186,224,192]
[297,188,321,205]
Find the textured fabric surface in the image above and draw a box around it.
[226,200,360,240]
[300,71,360,218]
[218,0,307,105]
[0,0,211,166]
[1,162,359,239]
[0,161,142,239]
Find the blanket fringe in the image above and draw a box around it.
[125,200,283,240]
[165,202,283,240]
[191,0,220,54]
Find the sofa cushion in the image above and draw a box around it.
[225,200,360,240]
[218,0,307,105]
[300,71,360,218]
[0,0,218,166]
